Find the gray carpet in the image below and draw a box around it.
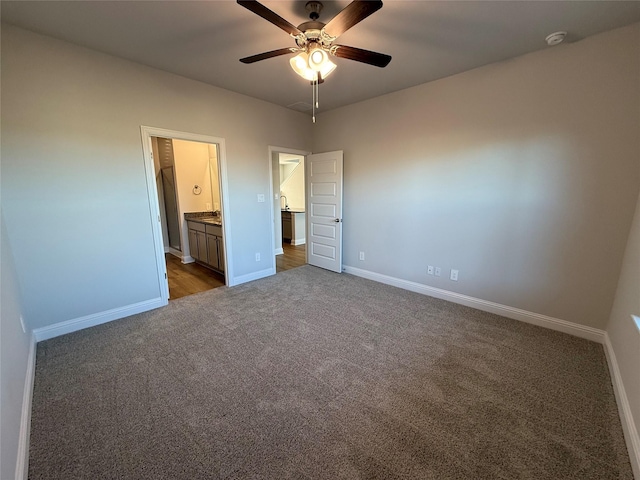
[29,265,633,479]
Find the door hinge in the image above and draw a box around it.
[158,215,161,222]
[165,272,167,279]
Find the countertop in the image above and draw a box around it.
[281,209,305,214]
[185,212,222,226]
[187,217,222,226]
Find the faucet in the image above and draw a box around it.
[281,195,289,210]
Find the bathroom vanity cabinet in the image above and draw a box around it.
[187,220,225,273]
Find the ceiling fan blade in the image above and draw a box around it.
[240,48,296,64]
[322,0,383,39]
[331,45,391,68]
[237,0,302,37]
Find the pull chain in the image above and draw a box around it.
[311,75,321,123]
[312,77,317,123]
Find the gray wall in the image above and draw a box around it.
[607,191,640,470]
[1,24,312,331]
[1,211,32,480]
[313,23,640,330]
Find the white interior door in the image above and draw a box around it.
[306,150,343,273]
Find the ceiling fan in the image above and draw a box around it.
[237,0,391,87]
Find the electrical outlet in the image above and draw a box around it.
[255,253,261,262]
[257,194,265,203]
[450,269,459,281]
[435,267,441,277]
[427,265,434,275]
[359,251,365,261]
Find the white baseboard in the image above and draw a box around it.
[603,333,640,478]
[291,238,306,246]
[15,333,36,480]
[182,255,195,264]
[343,265,605,343]
[230,267,275,287]
[275,248,284,255]
[33,298,165,342]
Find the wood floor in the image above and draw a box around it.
[165,253,225,300]
[276,242,306,273]
[166,242,306,300]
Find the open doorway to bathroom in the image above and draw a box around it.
[151,136,226,299]
[272,150,308,273]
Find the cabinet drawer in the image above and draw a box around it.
[205,224,222,236]
[187,221,205,232]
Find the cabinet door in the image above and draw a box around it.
[282,213,292,241]
[217,236,225,273]
[196,230,208,263]
[188,229,199,260]
[206,234,219,270]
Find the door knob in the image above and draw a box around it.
[334,218,341,223]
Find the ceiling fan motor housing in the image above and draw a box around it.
[305,1,323,21]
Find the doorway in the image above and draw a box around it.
[151,136,225,299]
[270,146,310,273]
[141,127,233,304]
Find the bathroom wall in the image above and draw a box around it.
[173,139,218,260]
[280,157,305,211]
[208,144,221,212]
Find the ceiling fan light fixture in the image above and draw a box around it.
[317,57,336,79]
[308,45,327,71]
[290,52,315,81]
[238,0,390,122]
[290,51,336,81]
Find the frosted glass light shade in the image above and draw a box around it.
[290,52,336,81]
[309,48,327,71]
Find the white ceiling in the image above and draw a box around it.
[3,1,640,113]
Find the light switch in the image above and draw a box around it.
[257,194,265,203]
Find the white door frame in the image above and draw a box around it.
[267,145,311,273]
[140,126,233,302]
